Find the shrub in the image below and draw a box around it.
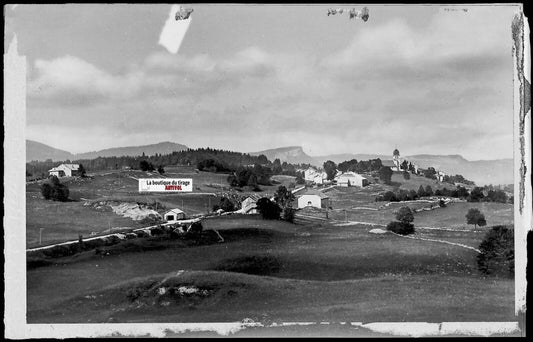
[386,221,415,235]
[151,227,165,236]
[188,221,203,234]
[256,197,282,220]
[40,176,69,201]
[477,225,514,276]
[403,171,410,180]
[438,199,447,208]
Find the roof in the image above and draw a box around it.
[165,208,185,215]
[298,190,329,199]
[243,194,262,201]
[49,164,80,172]
[335,171,367,180]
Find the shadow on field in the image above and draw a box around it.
[213,255,282,276]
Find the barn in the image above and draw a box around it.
[297,190,330,209]
[335,171,368,187]
[239,194,261,214]
[48,164,80,177]
[164,208,186,222]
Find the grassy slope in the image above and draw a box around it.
[27,217,514,323]
[26,167,296,247]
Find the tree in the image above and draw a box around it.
[425,185,434,196]
[401,160,408,171]
[403,171,410,180]
[157,165,165,174]
[295,173,305,184]
[256,198,282,220]
[40,176,69,202]
[466,208,487,229]
[78,164,87,177]
[323,160,337,181]
[213,197,235,212]
[468,187,485,202]
[378,166,393,185]
[386,206,415,235]
[417,185,427,198]
[477,225,514,276]
[274,186,295,209]
[396,206,414,224]
[40,182,53,200]
[139,160,154,171]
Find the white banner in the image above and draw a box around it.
[138,178,193,192]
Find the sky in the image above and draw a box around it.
[6,4,520,160]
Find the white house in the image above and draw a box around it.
[239,195,261,214]
[304,168,318,182]
[335,171,368,187]
[48,164,80,177]
[436,171,446,182]
[164,208,186,222]
[297,190,330,209]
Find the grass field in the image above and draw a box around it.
[27,216,514,323]
[26,167,515,325]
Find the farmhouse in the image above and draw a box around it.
[297,190,330,209]
[164,208,186,222]
[335,171,368,187]
[48,164,80,177]
[437,171,446,182]
[240,194,261,214]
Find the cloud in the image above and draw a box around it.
[28,55,143,106]
[26,9,514,159]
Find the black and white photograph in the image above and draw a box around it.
[3,3,530,338]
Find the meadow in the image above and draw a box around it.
[26,168,515,325]
[27,217,514,323]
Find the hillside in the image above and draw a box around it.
[75,141,188,159]
[26,140,189,162]
[250,146,317,165]
[26,140,75,162]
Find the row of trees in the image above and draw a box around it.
[337,158,384,174]
[376,185,511,204]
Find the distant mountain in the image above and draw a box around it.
[250,146,318,165]
[75,141,188,160]
[26,140,74,162]
[26,141,189,162]
[404,155,513,186]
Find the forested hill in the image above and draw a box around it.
[27,148,291,178]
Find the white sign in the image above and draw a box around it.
[138,178,193,192]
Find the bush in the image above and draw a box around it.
[256,197,282,220]
[386,221,415,235]
[40,176,69,201]
[438,199,447,208]
[188,221,203,234]
[477,225,514,276]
